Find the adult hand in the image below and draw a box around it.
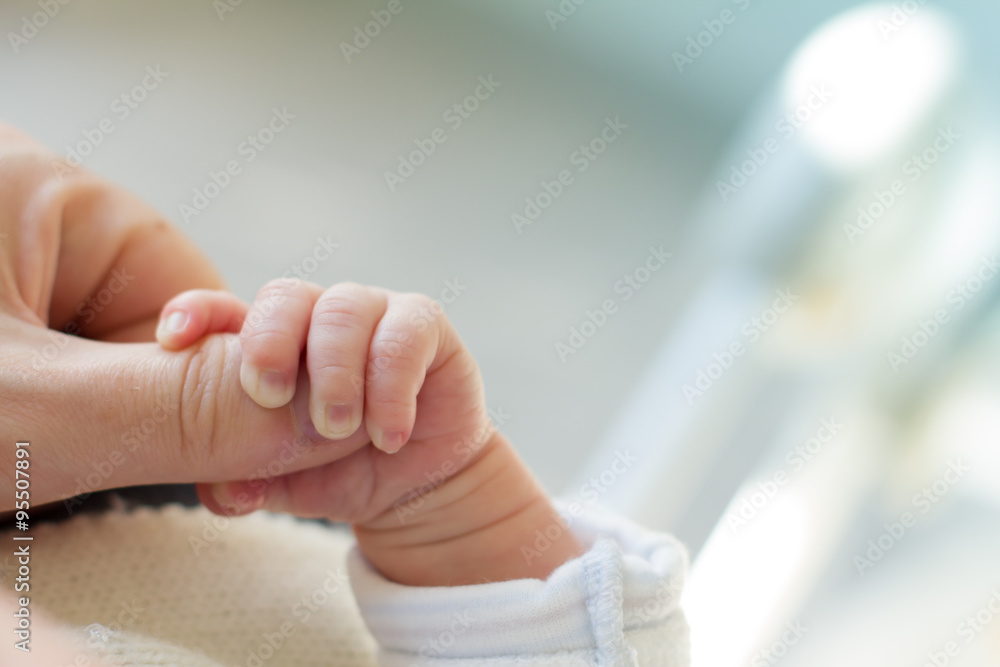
[0,123,365,511]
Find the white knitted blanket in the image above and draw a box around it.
[1,505,377,666]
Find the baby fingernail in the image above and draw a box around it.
[259,369,291,406]
[210,481,264,516]
[161,310,188,334]
[323,403,355,439]
[242,366,292,408]
[378,430,405,454]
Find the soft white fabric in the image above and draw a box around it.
[0,503,688,666]
[349,503,690,666]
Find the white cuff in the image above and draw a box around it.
[348,503,689,666]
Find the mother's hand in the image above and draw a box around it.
[0,123,361,511]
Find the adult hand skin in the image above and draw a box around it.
[0,123,372,511]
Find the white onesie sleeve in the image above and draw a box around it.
[348,503,690,667]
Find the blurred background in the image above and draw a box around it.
[2,1,999,664]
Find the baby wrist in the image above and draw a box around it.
[353,433,583,586]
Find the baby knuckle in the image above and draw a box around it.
[404,293,447,331]
[369,394,413,413]
[240,324,297,349]
[312,294,369,330]
[257,277,303,299]
[410,291,442,314]
[310,358,356,378]
[369,333,419,370]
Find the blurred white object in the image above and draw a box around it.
[787,4,959,169]
[569,4,964,667]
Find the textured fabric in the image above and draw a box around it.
[77,624,226,666]
[348,503,690,666]
[1,506,376,667]
[0,504,688,666]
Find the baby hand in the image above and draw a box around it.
[156,280,582,584]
